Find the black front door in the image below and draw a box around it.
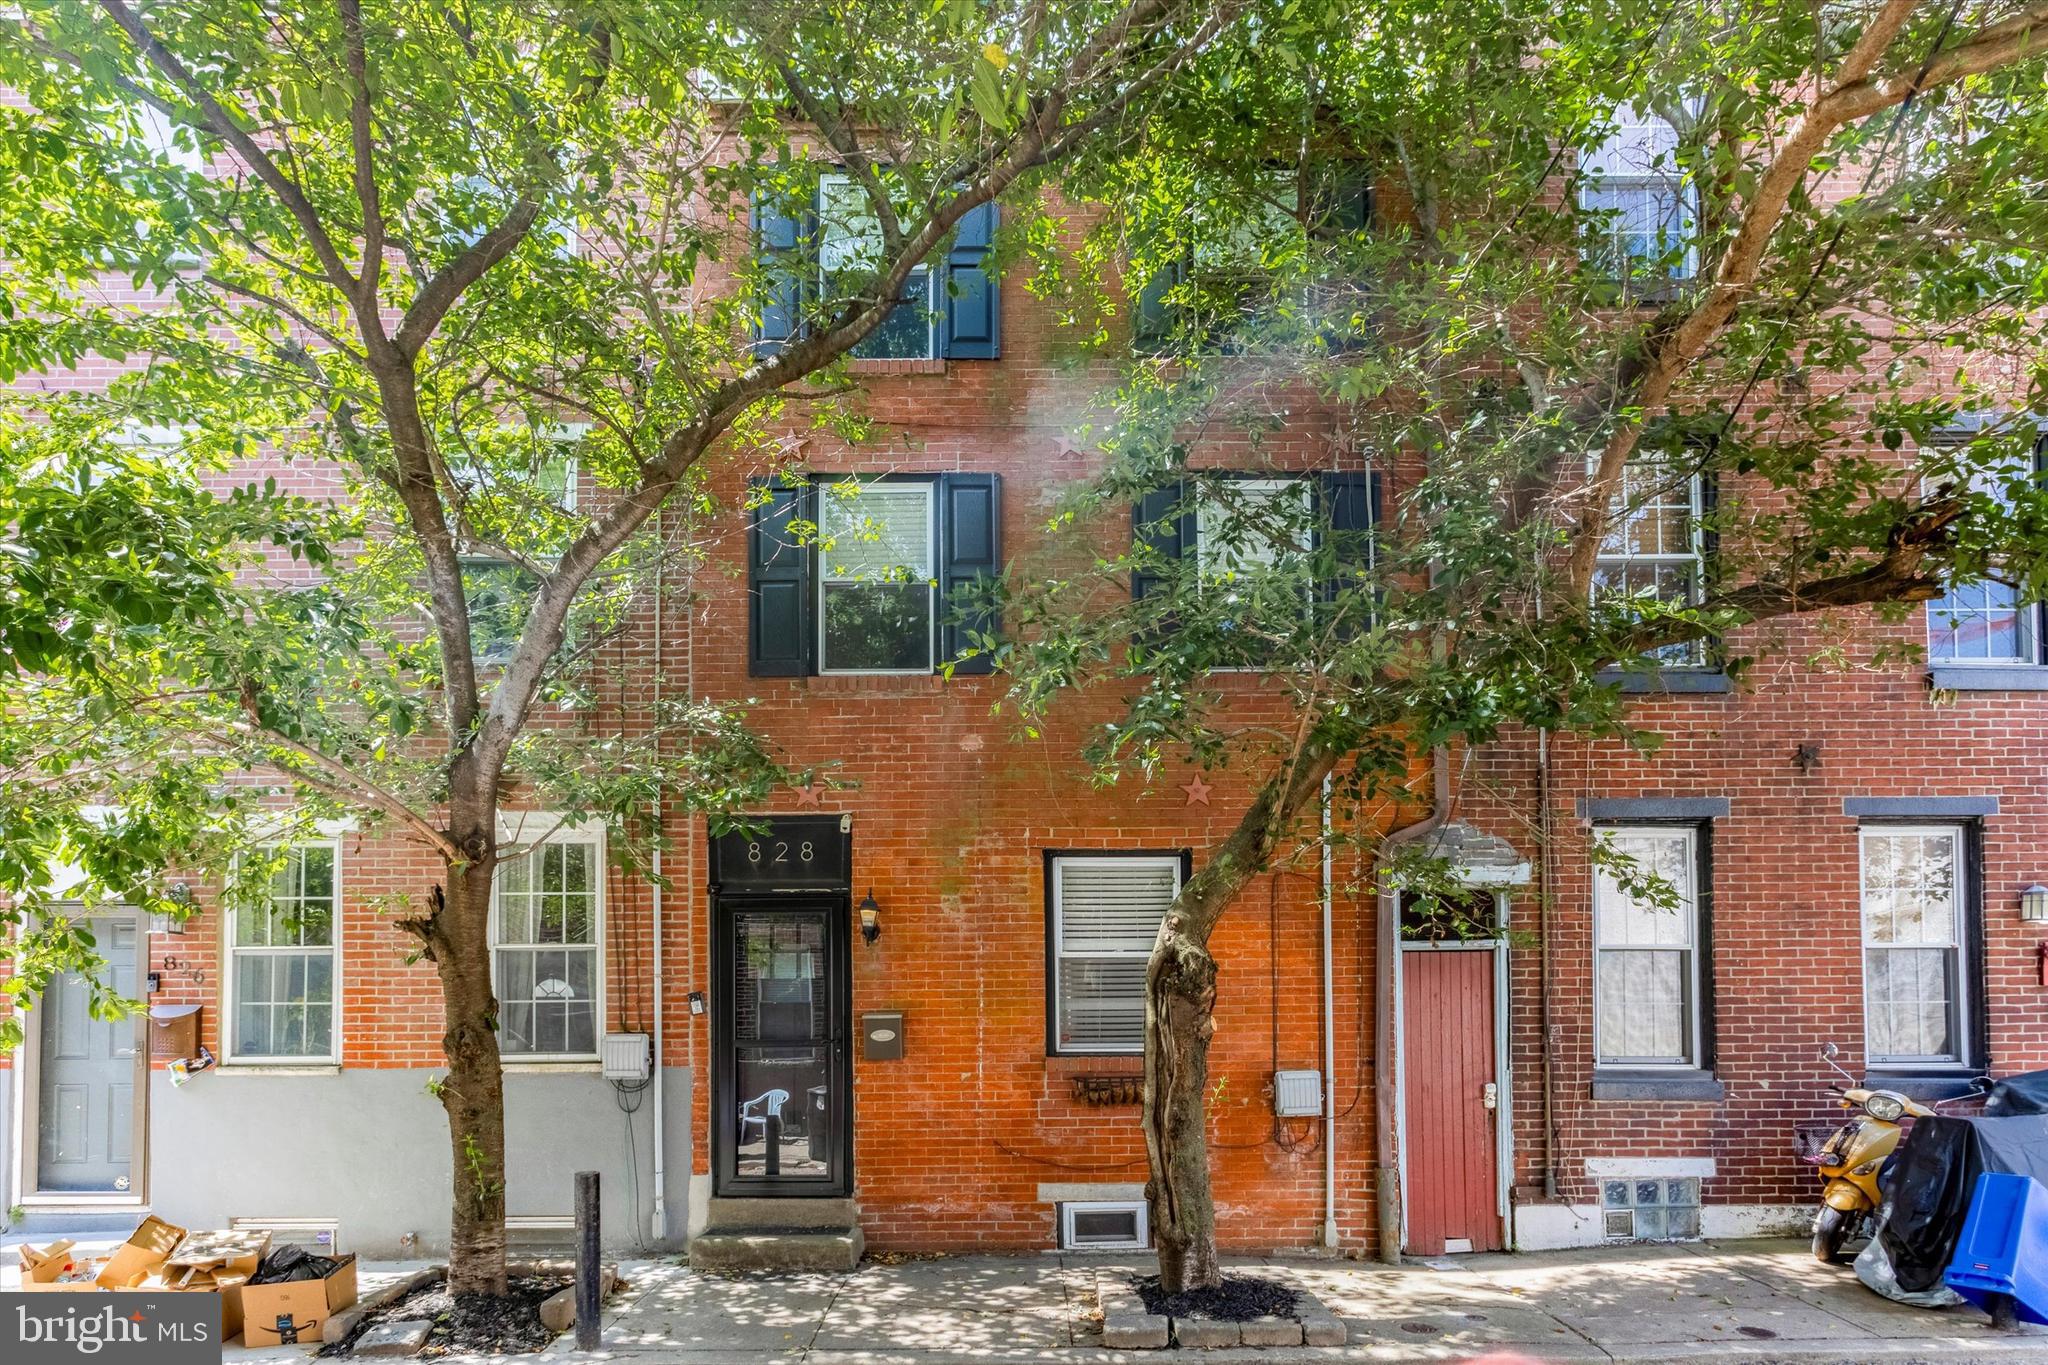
[712,898,851,1195]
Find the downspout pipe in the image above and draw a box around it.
[1372,746,1453,1263]
[1320,774,1338,1251]
[650,535,667,1245]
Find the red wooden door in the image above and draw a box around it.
[1402,948,1501,1254]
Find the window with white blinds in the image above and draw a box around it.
[1051,854,1181,1054]
[818,478,936,672]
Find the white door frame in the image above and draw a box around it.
[1393,890,1513,1253]
[11,905,151,1207]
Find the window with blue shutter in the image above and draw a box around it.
[1131,470,1380,639]
[755,179,1000,361]
[747,473,1003,677]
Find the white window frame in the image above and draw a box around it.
[1049,853,1182,1056]
[490,815,606,1063]
[1192,476,1314,672]
[1923,445,2043,667]
[223,840,343,1066]
[1591,455,1709,667]
[1578,105,1699,284]
[815,476,938,676]
[1059,1200,1151,1251]
[1591,825,1703,1070]
[1860,824,1972,1070]
[818,173,939,360]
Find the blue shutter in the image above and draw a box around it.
[941,201,1000,360]
[747,477,815,676]
[751,190,812,357]
[939,473,1002,673]
[1316,471,1378,634]
[1132,257,1183,349]
[1132,480,1191,601]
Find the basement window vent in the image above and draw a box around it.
[1602,1177,1701,1242]
[1059,1201,1149,1252]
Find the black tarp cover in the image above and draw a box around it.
[1880,1114,2048,1293]
[1985,1070,2048,1117]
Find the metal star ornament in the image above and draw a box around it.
[1181,774,1213,806]
[793,782,824,808]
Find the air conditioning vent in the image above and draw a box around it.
[1060,1201,1149,1252]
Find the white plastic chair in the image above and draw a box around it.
[738,1088,790,1145]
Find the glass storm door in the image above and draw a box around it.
[714,900,850,1195]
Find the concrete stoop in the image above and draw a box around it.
[688,1197,864,1272]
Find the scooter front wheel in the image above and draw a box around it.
[1812,1205,1858,1263]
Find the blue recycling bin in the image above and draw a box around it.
[1945,1171,2048,1325]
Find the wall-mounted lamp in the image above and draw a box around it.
[2021,884,2048,923]
[858,889,882,945]
[167,881,192,906]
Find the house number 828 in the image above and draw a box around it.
[747,840,815,865]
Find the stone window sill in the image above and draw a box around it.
[1929,665,2048,692]
[1592,1069,1726,1102]
[846,358,947,376]
[1598,668,1733,695]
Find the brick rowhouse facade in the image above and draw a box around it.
[8,135,2047,1264]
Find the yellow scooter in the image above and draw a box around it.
[1796,1042,1937,1263]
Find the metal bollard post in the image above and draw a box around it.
[575,1170,601,1351]
[765,1112,781,1176]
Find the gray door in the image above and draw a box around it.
[37,915,141,1193]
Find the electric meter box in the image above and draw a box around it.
[1273,1069,1323,1118]
[601,1032,652,1082]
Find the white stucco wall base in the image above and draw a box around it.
[1514,1202,1816,1250]
[140,1066,691,1257]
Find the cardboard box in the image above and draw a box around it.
[16,1217,186,1292]
[151,1228,270,1341]
[241,1253,358,1348]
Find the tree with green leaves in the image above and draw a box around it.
[998,0,2048,1290]
[0,0,1240,1294]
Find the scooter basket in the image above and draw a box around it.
[1793,1121,1842,1165]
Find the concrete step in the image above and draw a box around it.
[687,1228,864,1273]
[703,1197,858,1232]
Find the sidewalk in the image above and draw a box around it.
[536,1237,2048,1362]
[12,1233,2048,1361]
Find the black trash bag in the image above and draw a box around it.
[251,1244,342,1285]
[1985,1070,2048,1117]
[1879,1115,2048,1294]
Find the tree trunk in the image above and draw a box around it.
[1141,746,1339,1294]
[1145,914,1221,1292]
[435,849,509,1296]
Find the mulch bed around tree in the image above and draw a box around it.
[1134,1274,1300,1323]
[322,1274,571,1357]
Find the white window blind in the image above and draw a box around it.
[1053,855,1180,1053]
[818,480,936,672]
[1593,828,1700,1068]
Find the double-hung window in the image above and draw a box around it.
[1860,826,1971,1069]
[1592,827,1702,1069]
[1580,105,1697,290]
[748,472,1000,678]
[819,175,936,360]
[1592,455,1709,667]
[1048,854,1182,1054]
[492,823,603,1060]
[1926,441,2046,668]
[227,843,340,1063]
[454,423,584,666]
[818,478,937,673]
